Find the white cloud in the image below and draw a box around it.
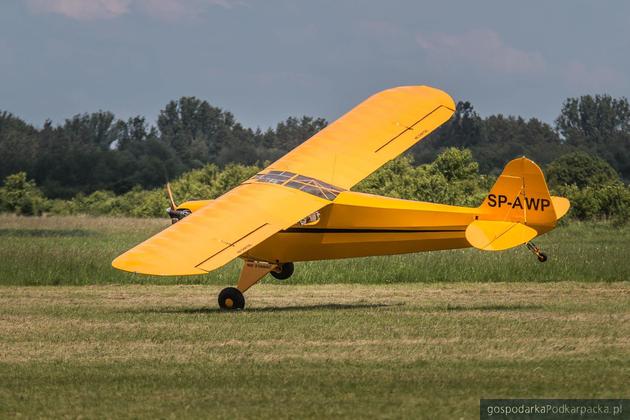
[25,0,241,21]
[26,0,130,20]
[136,0,241,21]
[416,29,546,76]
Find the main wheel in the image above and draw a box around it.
[537,252,548,263]
[218,287,245,310]
[270,262,294,280]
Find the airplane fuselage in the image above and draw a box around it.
[244,190,481,263]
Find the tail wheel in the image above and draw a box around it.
[527,242,548,263]
[218,287,245,310]
[270,262,294,280]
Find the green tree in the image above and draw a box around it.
[412,101,485,165]
[413,102,565,174]
[556,95,630,179]
[0,172,47,215]
[480,115,565,173]
[555,182,630,225]
[356,155,423,199]
[546,151,619,188]
[428,148,479,181]
[357,148,488,207]
[0,112,40,180]
[256,116,328,162]
[157,97,257,167]
[556,95,630,145]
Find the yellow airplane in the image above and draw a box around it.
[113,86,570,310]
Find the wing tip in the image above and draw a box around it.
[383,85,455,110]
[111,253,206,276]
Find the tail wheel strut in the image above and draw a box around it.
[526,241,548,263]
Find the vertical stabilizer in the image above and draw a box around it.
[478,157,557,227]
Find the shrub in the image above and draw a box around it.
[356,148,489,207]
[553,182,630,225]
[1,150,627,224]
[0,172,48,215]
[546,151,619,188]
[429,147,479,182]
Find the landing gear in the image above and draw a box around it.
[526,242,548,263]
[218,261,295,310]
[218,287,245,310]
[270,262,294,280]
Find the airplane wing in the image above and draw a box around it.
[112,182,329,275]
[262,85,455,189]
[113,86,455,276]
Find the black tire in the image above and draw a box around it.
[218,287,245,310]
[270,262,294,280]
[537,253,548,263]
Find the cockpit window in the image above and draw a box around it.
[249,171,345,201]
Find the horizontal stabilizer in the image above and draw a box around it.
[551,196,570,220]
[465,220,537,251]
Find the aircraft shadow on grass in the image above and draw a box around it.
[131,302,404,314]
[125,302,541,315]
[442,303,543,311]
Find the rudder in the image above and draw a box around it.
[478,157,557,227]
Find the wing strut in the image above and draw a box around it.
[237,260,278,293]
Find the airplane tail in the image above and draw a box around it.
[465,157,570,251]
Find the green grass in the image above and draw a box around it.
[1,283,629,418]
[0,215,628,285]
[0,216,629,418]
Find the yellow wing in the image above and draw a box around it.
[113,86,455,276]
[264,85,455,189]
[112,183,328,275]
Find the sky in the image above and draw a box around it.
[1,0,629,130]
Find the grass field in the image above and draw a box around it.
[1,283,629,418]
[0,216,629,418]
[0,215,628,285]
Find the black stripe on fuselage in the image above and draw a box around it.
[282,227,465,234]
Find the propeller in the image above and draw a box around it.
[166,182,177,213]
[165,181,190,224]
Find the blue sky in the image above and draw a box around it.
[1,0,629,129]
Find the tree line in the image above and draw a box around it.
[0,93,629,201]
[1,148,628,225]
[411,97,630,179]
[0,98,325,198]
